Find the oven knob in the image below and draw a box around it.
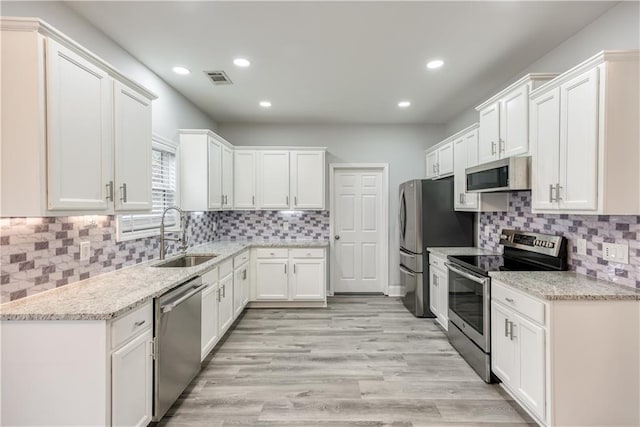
[548,242,554,248]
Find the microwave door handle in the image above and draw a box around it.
[445,262,488,284]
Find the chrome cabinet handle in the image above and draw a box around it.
[504,318,509,337]
[134,320,146,327]
[284,264,287,274]
[243,269,247,280]
[119,183,127,203]
[509,322,516,341]
[106,181,114,202]
[499,138,505,154]
[555,183,562,201]
[286,195,289,205]
[252,195,255,205]
[221,195,225,206]
[217,288,221,302]
[549,184,555,203]
[505,297,515,304]
[222,284,226,297]
[293,264,296,274]
[491,141,496,155]
[294,196,297,206]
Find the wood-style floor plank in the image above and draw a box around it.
[156,296,535,426]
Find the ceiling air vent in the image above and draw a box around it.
[205,70,233,85]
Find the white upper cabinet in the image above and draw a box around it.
[424,140,454,180]
[476,74,557,165]
[221,145,234,209]
[259,151,290,209]
[0,18,157,217]
[45,38,113,212]
[233,150,257,209]
[207,136,223,210]
[113,81,153,211]
[530,51,639,214]
[290,151,325,209]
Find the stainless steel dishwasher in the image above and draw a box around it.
[153,276,204,421]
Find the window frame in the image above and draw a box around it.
[116,134,180,242]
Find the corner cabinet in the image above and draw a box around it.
[475,73,557,165]
[250,247,327,307]
[0,18,156,217]
[530,51,640,214]
[491,280,640,427]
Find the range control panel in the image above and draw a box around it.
[499,229,565,256]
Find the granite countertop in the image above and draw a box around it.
[0,239,329,321]
[489,271,640,301]
[427,247,499,257]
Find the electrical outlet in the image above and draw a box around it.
[80,241,90,261]
[576,239,587,256]
[282,222,289,231]
[603,242,629,264]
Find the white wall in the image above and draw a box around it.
[2,1,217,140]
[445,1,640,134]
[217,123,445,290]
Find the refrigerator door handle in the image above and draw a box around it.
[399,265,416,277]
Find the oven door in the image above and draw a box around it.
[446,262,491,352]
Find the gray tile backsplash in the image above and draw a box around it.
[0,210,329,303]
[479,192,640,289]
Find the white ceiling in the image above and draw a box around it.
[67,1,614,125]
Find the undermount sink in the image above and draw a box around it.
[153,255,217,268]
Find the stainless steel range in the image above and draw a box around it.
[445,230,567,383]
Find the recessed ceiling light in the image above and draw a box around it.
[398,101,411,108]
[233,58,251,67]
[172,66,191,75]
[427,59,444,70]
[259,101,272,108]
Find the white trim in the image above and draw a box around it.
[425,122,479,154]
[475,73,559,111]
[328,163,389,296]
[234,145,328,152]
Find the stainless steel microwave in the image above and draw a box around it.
[465,156,530,193]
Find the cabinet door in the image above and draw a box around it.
[255,259,289,300]
[233,269,244,318]
[436,142,454,177]
[290,259,325,300]
[500,84,529,158]
[218,274,234,334]
[259,151,290,209]
[291,151,325,209]
[111,328,153,427]
[531,88,561,211]
[429,269,439,317]
[46,38,112,211]
[207,137,223,209]
[462,130,479,209]
[559,68,599,211]
[425,150,438,179]
[453,137,467,210]
[435,268,448,329]
[240,264,250,307]
[222,145,234,209]
[114,81,153,211]
[234,151,256,209]
[514,312,546,422]
[201,284,219,361]
[491,301,517,386]
[478,103,500,164]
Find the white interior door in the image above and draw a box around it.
[332,168,385,294]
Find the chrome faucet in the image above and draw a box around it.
[160,206,188,260]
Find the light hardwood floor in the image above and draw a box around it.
[157,296,536,426]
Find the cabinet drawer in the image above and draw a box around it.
[256,248,289,259]
[234,250,250,267]
[492,281,545,325]
[290,248,324,259]
[202,267,218,286]
[429,254,447,271]
[219,259,233,278]
[111,301,153,350]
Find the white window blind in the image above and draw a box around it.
[118,143,178,238]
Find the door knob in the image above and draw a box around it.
[334,235,340,240]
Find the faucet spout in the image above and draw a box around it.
[160,206,187,260]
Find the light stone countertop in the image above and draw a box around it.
[489,271,640,301]
[427,247,499,257]
[0,239,329,321]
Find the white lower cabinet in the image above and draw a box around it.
[252,247,327,305]
[218,270,234,334]
[111,327,153,427]
[200,267,220,361]
[428,254,448,330]
[234,262,250,318]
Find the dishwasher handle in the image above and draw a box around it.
[161,283,204,314]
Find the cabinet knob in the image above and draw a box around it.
[334,235,340,240]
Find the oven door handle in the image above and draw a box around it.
[445,262,488,284]
[399,265,416,277]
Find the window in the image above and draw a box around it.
[117,136,179,241]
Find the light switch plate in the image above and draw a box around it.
[603,242,629,264]
[80,241,90,261]
[576,238,587,256]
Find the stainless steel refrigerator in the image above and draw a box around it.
[399,177,475,317]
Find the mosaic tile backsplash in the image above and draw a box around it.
[479,192,640,289]
[0,210,329,303]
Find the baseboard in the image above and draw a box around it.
[247,300,327,308]
[387,284,405,297]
